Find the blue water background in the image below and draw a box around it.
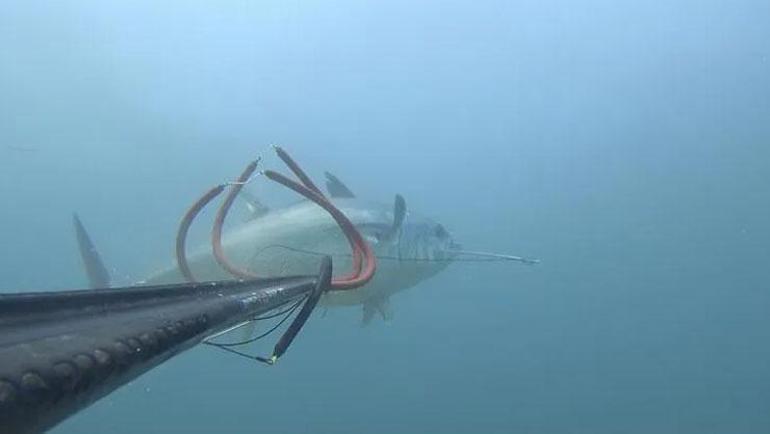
[1,1,769,433]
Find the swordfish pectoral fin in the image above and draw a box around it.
[72,213,111,289]
[238,189,270,221]
[361,296,393,326]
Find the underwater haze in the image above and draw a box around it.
[2,0,770,433]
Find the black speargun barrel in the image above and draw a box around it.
[0,269,327,434]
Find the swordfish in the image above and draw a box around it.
[76,172,535,324]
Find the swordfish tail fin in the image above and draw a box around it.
[73,213,111,288]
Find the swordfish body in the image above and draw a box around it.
[140,195,460,321]
[75,171,534,324]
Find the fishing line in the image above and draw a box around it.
[251,298,304,321]
[203,296,301,342]
[254,244,538,264]
[204,294,307,348]
[206,342,280,364]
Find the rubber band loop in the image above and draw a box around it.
[176,185,225,282]
[212,160,261,279]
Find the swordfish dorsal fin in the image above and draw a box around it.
[380,194,406,242]
[324,171,355,198]
[73,213,111,289]
[238,189,270,220]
